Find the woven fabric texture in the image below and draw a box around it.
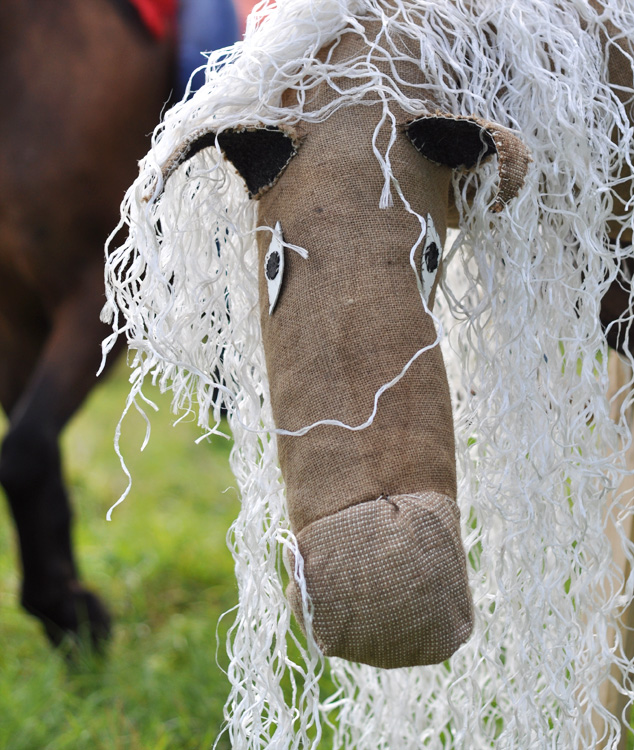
[286,491,472,667]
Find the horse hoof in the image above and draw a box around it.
[23,586,112,653]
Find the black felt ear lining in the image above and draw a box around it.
[159,125,302,200]
[217,127,302,198]
[405,115,497,169]
[405,113,532,212]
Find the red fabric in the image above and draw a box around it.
[235,0,258,33]
[129,0,177,39]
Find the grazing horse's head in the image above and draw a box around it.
[155,24,530,669]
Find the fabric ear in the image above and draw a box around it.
[159,124,303,199]
[405,113,532,212]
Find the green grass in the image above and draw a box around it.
[0,361,240,750]
[8,359,629,748]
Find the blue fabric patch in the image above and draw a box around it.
[177,0,239,98]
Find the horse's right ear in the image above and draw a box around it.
[405,113,532,212]
[159,125,303,199]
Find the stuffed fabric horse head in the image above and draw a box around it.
[106,0,634,746]
[153,22,530,669]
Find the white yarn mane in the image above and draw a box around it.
[103,0,634,747]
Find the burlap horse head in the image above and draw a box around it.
[106,1,634,745]
[154,23,530,669]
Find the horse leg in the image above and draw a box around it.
[0,260,123,650]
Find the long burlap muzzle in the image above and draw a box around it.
[255,98,471,668]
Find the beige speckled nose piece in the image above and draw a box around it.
[286,492,472,667]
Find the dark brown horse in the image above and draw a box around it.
[0,0,174,649]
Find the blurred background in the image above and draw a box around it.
[0,364,240,750]
[0,1,259,748]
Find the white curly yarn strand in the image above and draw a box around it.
[104,1,634,747]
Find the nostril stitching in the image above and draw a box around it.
[378,492,399,511]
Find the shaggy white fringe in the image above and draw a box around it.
[103,0,634,747]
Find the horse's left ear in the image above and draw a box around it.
[405,113,532,212]
[160,124,303,198]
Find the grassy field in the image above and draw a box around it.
[4,361,631,749]
[0,362,241,750]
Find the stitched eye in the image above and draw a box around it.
[265,221,285,314]
[420,214,442,305]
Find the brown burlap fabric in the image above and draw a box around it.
[256,28,473,668]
